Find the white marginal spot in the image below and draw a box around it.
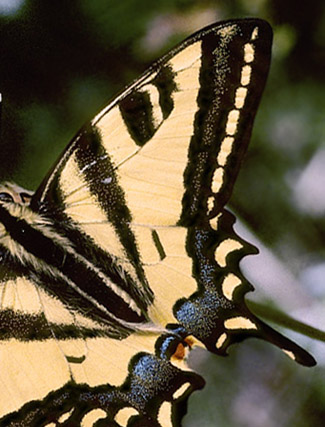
[244,43,255,63]
[251,26,259,40]
[241,65,252,86]
[158,401,173,427]
[225,317,257,330]
[217,136,234,166]
[225,109,240,135]
[209,213,222,231]
[216,333,227,349]
[115,407,139,425]
[209,219,217,231]
[173,383,189,399]
[58,409,74,423]
[81,409,107,426]
[214,238,243,268]
[283,349,296,361]
[222,274,242,300]
[235,86,248,109]
[211,167,224,193]
[207,196,215,213]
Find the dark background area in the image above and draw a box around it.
[0,1,324,426]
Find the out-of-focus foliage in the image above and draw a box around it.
[0,1,324,426]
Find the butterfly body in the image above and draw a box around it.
[0,18,315,426]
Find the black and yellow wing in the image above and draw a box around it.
[0,18,315,426]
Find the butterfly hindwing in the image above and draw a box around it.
[0,18,315,426]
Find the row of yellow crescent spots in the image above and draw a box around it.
[208,26,259,216]
[45,401,178,426]
[117,384,188,427]
[211,241,297,361]
[212,29,297,362]
[211,220,256,342]
[206,27,259,349]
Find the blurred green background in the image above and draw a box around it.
[0,0,324,426]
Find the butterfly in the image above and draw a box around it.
[0,18,315,426]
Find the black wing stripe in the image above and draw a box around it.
[113,42,203,229]
[119,65,177,146]
[180,23,272,225]
[72,127,153,302]
[0,204,146,325]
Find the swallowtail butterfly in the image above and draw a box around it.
[0,18,315,426]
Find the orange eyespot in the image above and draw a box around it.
[172,342,186,361]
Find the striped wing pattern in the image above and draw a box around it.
[0,19,315,426]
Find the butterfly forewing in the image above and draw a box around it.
[32,19,272,328]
